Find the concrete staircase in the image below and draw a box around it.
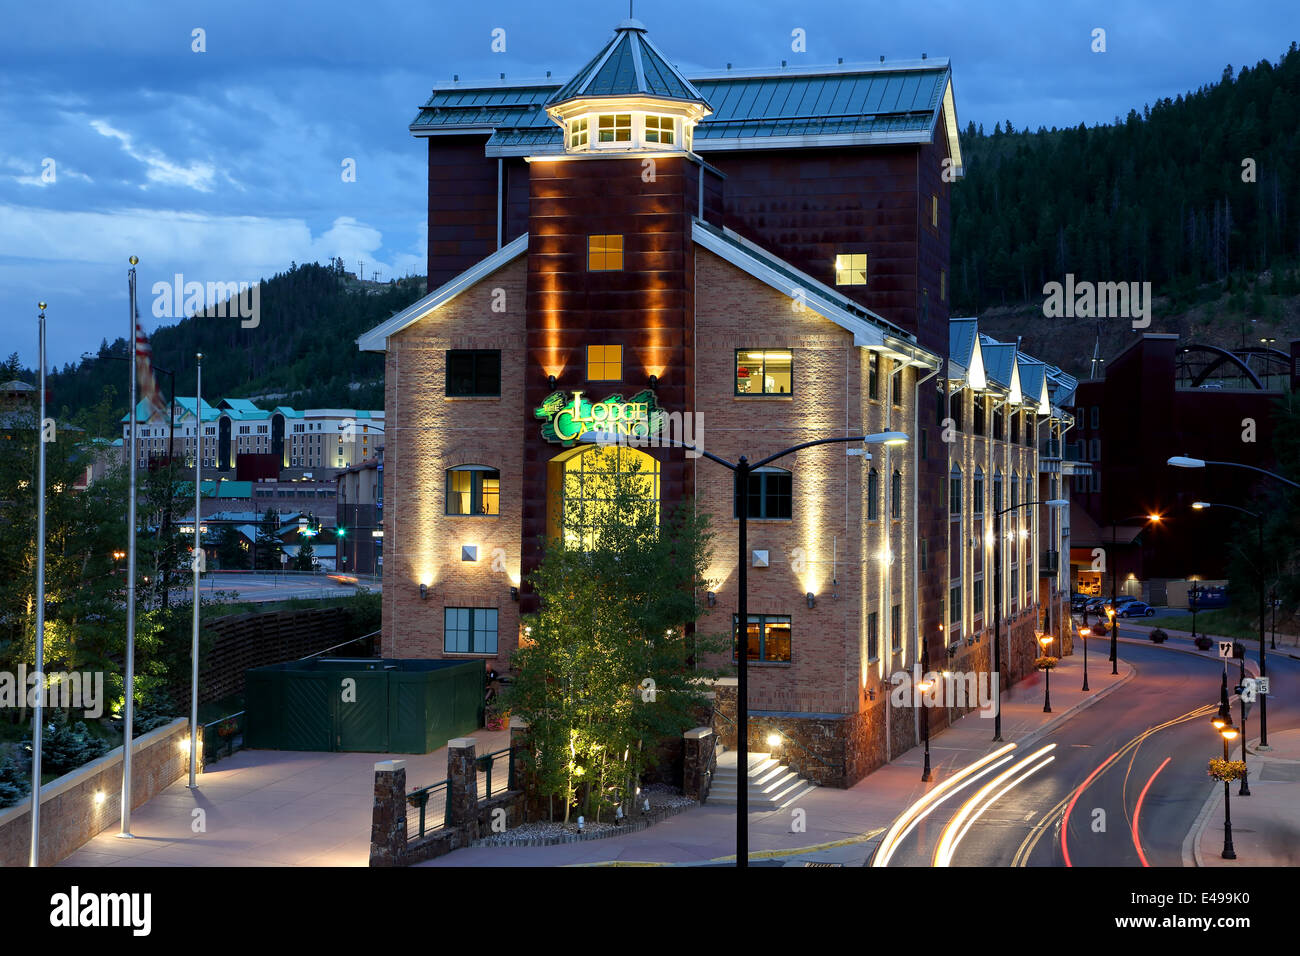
[707,748,817,810]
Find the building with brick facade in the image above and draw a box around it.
[360,18,1081,784]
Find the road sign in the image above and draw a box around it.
[1217,641,1233,659]
[1257,677,1270,695]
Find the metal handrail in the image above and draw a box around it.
[297,629,381,660]
[479,747,515,798]
[201,711,246,761]
[407,779,451,837]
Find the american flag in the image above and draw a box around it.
[134,319,166,416]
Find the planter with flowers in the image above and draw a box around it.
[1208,759,1247,783]
[1034,655,1059,671]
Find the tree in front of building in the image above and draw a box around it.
[505,447,726,824]
[213,526,250,570]
[293,539,316,571]
[254,508,283,570]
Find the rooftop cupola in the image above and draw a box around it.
[546,19,712,154]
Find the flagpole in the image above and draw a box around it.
[120,257,139,839]
[29,302,49,867]
[189,353,202,788]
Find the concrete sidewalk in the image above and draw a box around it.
[423,654,1135,867]
[59,729,512,867]
[1190,728,1300,868]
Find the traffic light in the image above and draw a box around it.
[337,526,346,538]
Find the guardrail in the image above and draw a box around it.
[407,779,452,839]
[477,747,515,799]
[202,710,246,764]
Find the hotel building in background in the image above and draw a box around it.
[361,19,1083,784]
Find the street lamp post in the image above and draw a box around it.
[1191,501,1269,750]
[1211,716,1238,860]
[918,639,933,782]
[1105,513,1162,675]
[1038,633,1053,712]
[992,499,1069,741]
[1079,625,1090,691]
[580,427,909,867]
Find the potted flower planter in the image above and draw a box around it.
[1149,628,1168,644]
[1194,635,1213,651]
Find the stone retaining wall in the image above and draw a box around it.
[0,718,201,867]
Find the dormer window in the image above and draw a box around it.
[645,115,674,145]
[597,114,632,143]
[569,117,588,149]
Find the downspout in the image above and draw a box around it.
[497,158,503,250]
[912,363,941,750]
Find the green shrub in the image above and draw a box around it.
[0,750,30,808]
[42,716,109,776]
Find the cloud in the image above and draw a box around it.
[89,118,216,192]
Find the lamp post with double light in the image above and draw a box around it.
[1191,499,1270,750]
[580,427,909,867]
[991,498,1069,741]
[1211,715,1239,860]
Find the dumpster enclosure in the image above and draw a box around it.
[244,658,484,753]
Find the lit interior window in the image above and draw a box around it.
[588,234,624,271]
[587,344,622,381]
[569,116,588,149]
[645,115,674,145]
[835,253,867,286]
[735,349,793,395]
[597,114,631,143]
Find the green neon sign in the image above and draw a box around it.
[534,389,664,446]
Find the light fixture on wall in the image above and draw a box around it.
[806,592,815,609]
[510,586,519,601]
[547,374,557,390]
[461,545,478,562]
[648,374,659,391]
[706,591,716,607]
[419,583,428,600]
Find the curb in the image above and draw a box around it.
[1015,660,1137,751]
[1115,635,1260,679]
[468,799,696,848]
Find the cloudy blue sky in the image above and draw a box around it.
[2,0,1295,368]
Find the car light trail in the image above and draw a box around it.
[932,744,1057,867]
[1131,756,1172,867]
[871,743,1017,867]
[1060,750,1121,867]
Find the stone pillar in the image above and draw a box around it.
[446,737,479,826]
[368,759,406,867]
[682,727,715,802]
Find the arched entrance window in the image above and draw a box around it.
[546,444,660,548]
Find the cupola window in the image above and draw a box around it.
[597,114,632,143]
[645,115,674,144]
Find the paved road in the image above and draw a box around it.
[181,571,380,602]
[883,639,1299,867]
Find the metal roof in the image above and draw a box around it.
[412,59,959,164]
[546,19,708,108]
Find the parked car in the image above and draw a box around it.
[1070,593,1091,612]
[1096,595,1140,614]
[1116,601,1156,618]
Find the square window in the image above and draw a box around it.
[588,234,624,271]
[597,114,632,143]
[733,614,792,663]
[444,607,497,654]
[446,350,501,397]
[835,253,867,286]
[735,349,792,395]
[586,344,622,381]
[446,467,500,516]
[734,468,792,519]
[645,115,674,145]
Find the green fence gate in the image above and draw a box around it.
[244,658,484,753]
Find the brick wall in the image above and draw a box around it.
[0,718,199,867]
[383,255,528,670]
